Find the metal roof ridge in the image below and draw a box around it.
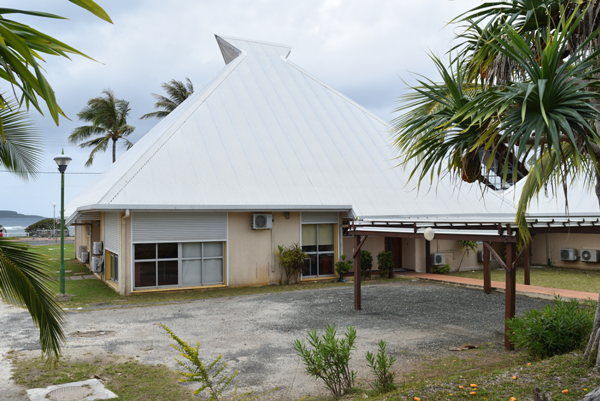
[100,52,248,205]
[216,34,293,52]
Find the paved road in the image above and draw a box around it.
[0,281,551,399]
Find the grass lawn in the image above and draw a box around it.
[450,266,600,294]
[9,345,600,400]
[27,243,406,308]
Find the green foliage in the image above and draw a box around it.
[433,264,451,275]
[366,340,397,394]
[160,324,238,400]
[360,250,373,280]
[141,78,194,120]
[377,251,394,278]
[68,89,135,166]
[335,255,352,282]
[458,240,478,256]
[293,324,357,398]
[274,243,307,285]
[506,297,595,359]
[0,238,65,359]
[25,218,60,236]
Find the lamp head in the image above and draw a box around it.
[52,203,57,207]
[54,149,72,173]
[424,227,435,241]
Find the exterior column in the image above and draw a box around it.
[425,240,431,274]
[354,235,362,310]
[483,242,491,293]
[505,242,516,350]
[524,244,531,285]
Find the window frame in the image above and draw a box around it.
[301,223,336,278]
[133,241,225,290]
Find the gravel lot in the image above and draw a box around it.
[0,280,551,399]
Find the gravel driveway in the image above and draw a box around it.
[0,280,551,399]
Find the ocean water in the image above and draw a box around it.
[0,217,74,237]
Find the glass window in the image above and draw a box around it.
[135,243,155,260]
[301,224,335,278]
[158,243,178,259]
[134,242,224,289]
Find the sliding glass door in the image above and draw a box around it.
[301,224,335,277]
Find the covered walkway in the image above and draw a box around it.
[395,271,598,301]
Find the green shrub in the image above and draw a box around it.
[335,255,352,282]
[274,243,307,284]
[506,297,595,359]
[377,251,394,278]
[361,250,373,280]
[433,264,450,275]
[293,324,357,398]
[458,240,478,255]
[160,324,238,399]
[366,340,397,393]
[25,218,61,236]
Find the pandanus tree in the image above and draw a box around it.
[392,1,600,364]
[68,89,135,166]
[0,1,112,360]
[140,78,194,120]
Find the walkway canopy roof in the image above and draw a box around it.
[65,35,512,225]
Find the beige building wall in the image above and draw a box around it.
[228,212,301,286]
[119,212,131,295]
[532,233,600,269]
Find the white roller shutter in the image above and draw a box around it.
[104,212,120,253]
[301,212,339,224]
[132,212,227,243]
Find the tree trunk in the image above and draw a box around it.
[112,138,117,163]
[583,291,600,362]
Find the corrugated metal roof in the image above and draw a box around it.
[65,35,515,221]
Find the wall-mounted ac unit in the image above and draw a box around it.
[581,249,600,263]
[431,253,446,266]
[91,256,103,273]
[81,251,89,264]
[251,214,272,230]
[477,250,484,263]
[93,241,103,255]
[78,245,87,259]
[559,248,578,261]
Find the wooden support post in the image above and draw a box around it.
[483,242,491,294]
[354,235,362,310]
[524,244,531,286]
[425,240,431,274]
[505,242,516,350]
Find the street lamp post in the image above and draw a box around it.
[54,151,71,295]
[52,202,57,243]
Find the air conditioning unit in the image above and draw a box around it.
[431,253,446,266]
[93,241,103,255]
[91,256,103,273]
[251,214,273,230]
[477,250,484,263]
[81,251,89,264]
[559,248,578,261]
[78,245,88,259]
[581,249,600,263]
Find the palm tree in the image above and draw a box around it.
[0,1,112,361]
[140,78,194,120]
[69,89,136,166]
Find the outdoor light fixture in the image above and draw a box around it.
[424,227,435,241]
[54,150,71,296]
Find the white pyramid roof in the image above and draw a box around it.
[65,35,515,223]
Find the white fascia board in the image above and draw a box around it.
[72,204,353,213]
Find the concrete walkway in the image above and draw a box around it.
[396,271,599,301]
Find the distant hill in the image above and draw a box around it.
[0,210,45,219]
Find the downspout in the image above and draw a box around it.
[546,233,550,266]
[120,209,130,295]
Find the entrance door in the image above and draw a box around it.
[385,238,402,270]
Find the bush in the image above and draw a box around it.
[506,297,595,359]
[361,250,373,280]
[335,255,352,282]
[377,251,394,278]
[433,264,450,275]
[293,324,357,398]
[274,243,307,284]
[366,340,398,393]
[25,218,60,236]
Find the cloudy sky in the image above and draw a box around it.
[3,0,481,217]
